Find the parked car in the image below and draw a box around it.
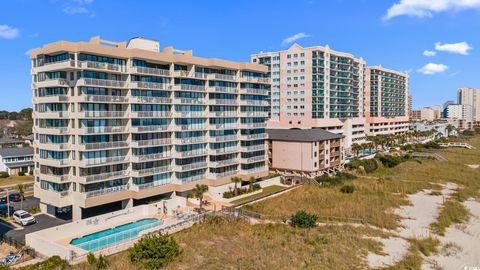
[0,196,7,204]
[0,205,14,217]
[8,192,22,202]
[12,210,36,226]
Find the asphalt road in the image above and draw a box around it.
[0,214,69,243]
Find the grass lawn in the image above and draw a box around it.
[231,185,286,205]
[47,135,480,270]
[0,175,34,188]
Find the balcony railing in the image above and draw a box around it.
[176,98,206,105]
[211,158,239,167]
[132,166,172,177]
[81,141,129,150]
[241,133,267,140]
[210,99,238,105]
[242,145,265,151]
[210,147,238,155]
[133,181,170,191]
[174,111,206,118]
[241,88,268,95]
[131,138,172,147]
[82,156,128,166]
[132,66,170,76]
[84,184,129,198]
[209,86,238,94]
[242,166,267,174]
[210,170,238,179]
[82,95,129,103]
[241,123,267,128]
[210,135,238,142]
[177,150,208,158]
[130,125,170,133]
[81,111,127,118]
[131,81,169,90]
[132,152,172,162]
[178,124,207,131]
[131,111,172,118]
[243,155,265,163]
[176,84,205,91]
[176,136,206,144]
[80,61,124,72]
[82,126,128,134]
[83,170,129,183]
[131,96,172,104]
[210,111,237,117]
[79,78,126,88]
[176,162,208,171]
[211,73,236,81]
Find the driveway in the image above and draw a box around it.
[0,214,69,243]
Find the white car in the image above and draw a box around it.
[13,210,36,226]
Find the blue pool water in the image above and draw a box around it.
[70,218,163,251]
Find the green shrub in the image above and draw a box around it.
[378,155,401,168]
[340,185,355,194]
[96,254,109,269]
[87,252,96,266]
[18,256,69,270]
[0,172,9,178]
[347,158,378,173]
[18,171,25,176]
[128,234,181,269]
[290,210,318,228]
[315,172,356,187]
[29,170,34,175]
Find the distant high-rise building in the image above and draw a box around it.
[445,104,473,121]
[442,100,455,118]
[411,107,434,121]
[251,44,367,150]
[365,66,409,135]
[457,87,480,121]
[433,105,441,119]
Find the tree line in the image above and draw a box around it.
[0,108,32,121]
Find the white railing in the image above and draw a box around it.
[133,166,172,177]
[244,155,265,163]
[84,170,129,183]
[179,174,205,183]
[131,96,172,104]
[178,150,208,158]
[214,123,237,129]
[81,78,126,88]
[211,135,238,142]
[177,84,205,91]
[243,133,267,140]
[211,99,238,105]
[242,88,268,95]
[132,111,172,118]
[132,81,168,90]
[132,153,171,162]
[83,95,128,103]
[210,147,238,155]
[81,61,124,72]
[211,111,237,117]
[133,181,170,191]
[179,125,207,131]
[132,66,170,76]
[212,158,239,167]
[84,185,129,198]
[82,141,129,150]
[82,156,128,166]
[132,138,171,147]
[177,98,206,105]
[177,162,208,171]
[82,111,126,118]
[213,73,236,81]
[83,126,128,134]
[243,145,265,151]
[131,125,170,132]
[211,170,238,178]
[209,86,238,94]
[174,111,206,118]
[242,123,267,128]
[177,137,206,144]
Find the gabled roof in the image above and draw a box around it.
[266,129,343,142]
[0,147,34,158]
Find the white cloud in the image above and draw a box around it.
[281,33,310,46]
[435,41,472,55]
[417,63,449,75]
[0,25,19,39]
[384,0,480,20]
[423,50,436,57]
[63,0,95,16]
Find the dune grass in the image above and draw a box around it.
[430,199,470,236]
[231,185,286,205]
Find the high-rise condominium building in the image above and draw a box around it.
[251,44,366,150]
[445,104,473,121]
[458,87,480,122]
[30,36,270,220]
[365,66,409,136]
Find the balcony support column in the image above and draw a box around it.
[72,205,82,221]
[121,198,133,209]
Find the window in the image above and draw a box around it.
[300,53,305,57]
[294,54,298,58]
[287,54,291,59]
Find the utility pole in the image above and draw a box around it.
[6,188,10,219]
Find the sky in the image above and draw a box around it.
[0,0,479,111]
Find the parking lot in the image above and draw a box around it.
[0,196,70,243]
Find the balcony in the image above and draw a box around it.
[81,95,129,103]
[79,61,125,73]
[239,76,270,84]
[208,73,236,81]
[209,170,238,179]
[173,70,190,78]
[178,174,205,183]
[131,181,171,191]
[241,166,268,175]
[209,135,238,143]
[241,88,268,95]
[211,158,239,167]
[80,111,127,118]
[177,124,207,131]
[33,78,69,88]
[174,98,207,105]
[131,152,172,162]
[81,170,130,183]
[80,156,128,167]
[34,59,76,73]
[77,78,126,88]
[33,95,70,103]
[174,136,206,144]
[37,172,70,183]
[193,72,208,79]
[208,111,237,117]
[175,150,208,158]
[130,81,169,90]
[131,96,172,104]
[209,147,238,155]
[130,111,172,118]
[241,145,265,152]
[131,138,172,147]
[34,187,71,208]
[172,84,205,92]
[34,127,70,135]
[173,111,207,118]
[35,142,69,151]
[131,166,172,177]
[33,111,70,119]
[240,133,267,140]
[130,125,170,133]
[79,141,129,151]
[241,122,267,128]
[208,86,238,94]
[38,158,70,167]
[174,161,208,172]
[131,66,170,77]
[239,100,269,106]
[83,185,129,199]
[81,126,128,134]
[240,111,268,117]
[208,99,238,106]
[241,155,265,163]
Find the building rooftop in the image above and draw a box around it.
[0,147,34,158]
[266,129,343,142]
[0,137,23,145]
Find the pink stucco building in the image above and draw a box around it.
[251,44,366,151]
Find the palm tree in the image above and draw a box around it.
[446,124,455,137]
[15,184,26,210]
[351,143,361,157]
[248,176,256,191]
[191,184,209,212]
[231,176,242,196]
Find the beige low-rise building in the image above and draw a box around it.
[266,129,344,179]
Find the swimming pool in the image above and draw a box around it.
[70,218,163,251]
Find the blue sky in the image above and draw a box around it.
[0,0,479,111]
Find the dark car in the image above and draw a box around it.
[8,192,22,202]
[0,196,6,204]
[0,204,15,217]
